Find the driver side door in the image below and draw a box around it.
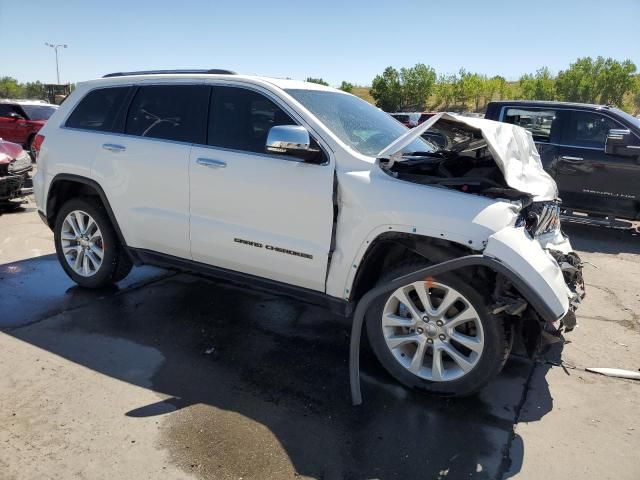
[189,85,335,291]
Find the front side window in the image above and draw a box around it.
[125,85,209,143]
[208,86,296,153]
[66,87,130,132]
[285,89,432,157]
[564,111,620,149]
[503,108,557,142]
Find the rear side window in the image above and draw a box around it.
[208,86,296,153]
[66,87,130,132]
[125,85,209,143]
[0,104,15,117]
[564,111,620,149]
[503,108,557,142]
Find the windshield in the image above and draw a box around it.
[21,104,57,121]
[285,89,434,156]
[614,108,640,130]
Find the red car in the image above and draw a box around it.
[0,100,57,158]
[0,139,33,207]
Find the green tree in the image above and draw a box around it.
[0,76,23,98]
[305,77,329,86]
[554,56,636,105]
[23,81,45,99]
[595,58,636,106]
[518,67,555,100]
[371,64,436,111]
[434,74,456,109]
[339,81,354,93]
[399,63,436,110]
[371,66,403,111]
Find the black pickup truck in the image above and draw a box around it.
[485,101,640,221]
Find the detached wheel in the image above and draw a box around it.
[366,262,510,396]
[54,198,132,288]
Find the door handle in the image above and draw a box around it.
[196,158,226,169]
[102,143,126,153]
[560,155,583,162]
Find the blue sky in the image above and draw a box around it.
[2,0,638,86]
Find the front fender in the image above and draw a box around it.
[484,226,570,320]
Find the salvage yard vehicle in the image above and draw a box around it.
[33,70,583,396]
[0,139,33,207]
[0,100,58,159]
[485,100,640,223]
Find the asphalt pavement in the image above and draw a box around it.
[0,199,638,480]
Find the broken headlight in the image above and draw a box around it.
[516,201,561,237]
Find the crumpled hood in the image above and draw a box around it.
[378,112,558,201]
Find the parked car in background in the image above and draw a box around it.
[0,100,58,159]
[0,139,33,207]
[485,101,640,222]
[390,112,438,128]
[390,112,414,127]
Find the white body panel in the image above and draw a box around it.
[34,73,576,322]
[484,227,570,318]
[189,144,334,290]
[91,134,191,258]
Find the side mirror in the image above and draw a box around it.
[265,125,322,162]
[8,112,23,121]
[605,128,637,157]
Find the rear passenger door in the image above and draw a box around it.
[89,83,209,258]
[189,85,335,292]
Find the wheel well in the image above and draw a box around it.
[349,233,493,303]
[46,179,102,227]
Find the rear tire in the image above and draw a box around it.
[365,261,510,396]
[54,197,132,288]
[27,134,37,161]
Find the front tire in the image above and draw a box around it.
[365,261,510,396]
[54,197,132,288]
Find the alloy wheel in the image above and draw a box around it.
[381,280,484,382]
[61,210,104,277]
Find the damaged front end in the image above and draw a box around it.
[0,140,32,207]
[378,113,584,353]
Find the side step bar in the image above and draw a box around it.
[561,211,636,230]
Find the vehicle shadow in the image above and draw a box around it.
[2,257,557,479]
[563,222,640,255]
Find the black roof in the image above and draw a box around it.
[103,69,236,78]
[487,99,614,110]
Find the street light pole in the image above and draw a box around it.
[45,42,68,84]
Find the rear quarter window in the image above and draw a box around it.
[65,87,130,132]
[503,107,557,142]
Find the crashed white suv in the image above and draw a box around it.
[33,69,583,396]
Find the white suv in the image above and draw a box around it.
[33,69,583,396]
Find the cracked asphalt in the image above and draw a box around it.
[1,199,638,480]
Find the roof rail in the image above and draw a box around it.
[102,69,237,78]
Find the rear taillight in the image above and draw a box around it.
[33,134,45,158]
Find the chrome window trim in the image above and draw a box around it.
[60,125,328,166]
[200,79,334,158]
[62,81,332,167]
[498,105,640,144]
